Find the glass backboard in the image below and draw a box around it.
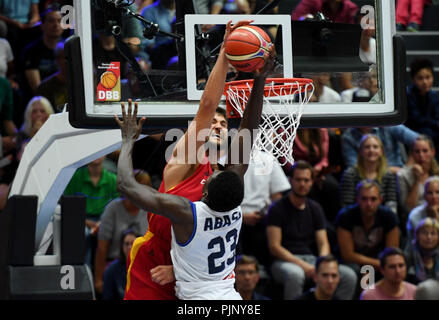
[65,0,406,132]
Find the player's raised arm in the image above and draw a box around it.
[163,20,253,190]
[225,46,276,179]
[115,100,194,243]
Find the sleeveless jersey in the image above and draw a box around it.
[124,161,213,300]
[171,201,243,300]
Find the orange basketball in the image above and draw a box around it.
[225,25,272,73]
[100,71,118,89]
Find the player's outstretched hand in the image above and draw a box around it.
[151,265,176,286]
[222,19,254,49]
[254,44,276,78]
[114,99,146,142]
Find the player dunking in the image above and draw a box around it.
[122,19,271,300]
[115,47,275,298]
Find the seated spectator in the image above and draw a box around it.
[341,125,419,174]
[267,160,357,300]
[36,41,67,112]
[237,149,290,269]
[341,67,378,103]
[135,0,154,13]
[93,30,129,78]
[404,59,439,154]
[336,180,400,273]
[102,229,140,300]
[406,176,439,243]
[310,73,342,103]
[295,254,341,300]
[195,0,226,14]
[359,22,376,66]
[360,247,417,300]
[63,156,119,270]
[234,255,270,300]
[398,135,439,216]
[94,170,151,295]
[415,279,439,299]
[0,0,41,57]
[339,134,398,214]
[405,218,439,289]
[0,0,40,29]
[291,0,358,23]
[0,21,16,86]
[21,6,64,95]
[16,96,54,160]
[291,128,340,223]
[396,0,432,32]
[140,0,176,69]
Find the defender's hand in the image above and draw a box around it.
[114,99,146,142]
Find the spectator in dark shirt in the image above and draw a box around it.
[336,179,400,274]
[102,229,140,300]
[291,0,358,23]
[405,59,439,156]
[296,254,341,300]
[267,160,357,300]
[36,41,67,112]
[21,7,64,94]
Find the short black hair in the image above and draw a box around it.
[379,247,406,268]
[315,254,338,272]
[206,171,244,212]
[410,58,434,79]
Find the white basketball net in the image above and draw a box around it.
[226,79,314,166]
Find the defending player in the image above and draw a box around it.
[117,44,275,299]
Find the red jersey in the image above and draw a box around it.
[124,161,213,300]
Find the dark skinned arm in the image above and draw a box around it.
[114,101,194,244]
[225,47,276,180]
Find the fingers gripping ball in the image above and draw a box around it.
[225,25,272,73]
[100,71,118,89]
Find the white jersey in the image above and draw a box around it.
[171,201,243,300]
